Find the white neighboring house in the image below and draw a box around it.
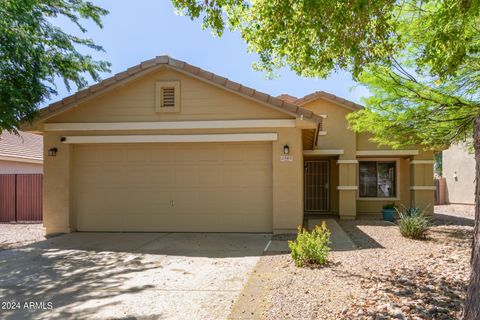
[0,131,43,174]
[442,142,475,205]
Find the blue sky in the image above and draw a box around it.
[48,0,370,106]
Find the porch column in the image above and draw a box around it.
[337,160,358,219]
[409,159,436,215]
[43,133,73,235]
[272,128,304,234]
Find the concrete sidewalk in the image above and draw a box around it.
[265,219,356,252]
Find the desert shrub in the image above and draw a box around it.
[288,222,331,267]
[396,206,431,239]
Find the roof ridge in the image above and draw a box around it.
[295,91,363,110]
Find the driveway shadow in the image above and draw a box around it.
[0,232,271,319]
[0,247,163,320]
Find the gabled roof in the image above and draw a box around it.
[295,91,363,111]
[0,131,43,163]
[36,56,323,124]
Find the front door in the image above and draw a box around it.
[304,160,329,212]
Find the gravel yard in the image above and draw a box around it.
[0,223,45,250]
[231,205,474,319]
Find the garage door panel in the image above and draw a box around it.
[149,147,174,162]
[197,167,222,186]
[77,214,125,231]
[125,147,149,162]
[198,146,220,162]
[101,148,125,163]
[74,142,272,232]
[246,165,272,187]
[222,146,245,162]
[147,168,174,187]
[173,167,199,187]
[247,145,272,162]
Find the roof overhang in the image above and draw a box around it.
[0,155,43,164]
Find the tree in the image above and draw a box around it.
[172,0,480,318]
[0,0,110,132]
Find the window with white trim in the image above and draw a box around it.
[359,161,396,198]
[155,81,180,112]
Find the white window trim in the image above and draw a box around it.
[357,158,401,201]
[338,186,358,190]
[410,186,436,191]
[155,81,180,113]
[337,160,358,164]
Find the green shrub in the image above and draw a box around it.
[396,206,431,239]
[288,222,331,267]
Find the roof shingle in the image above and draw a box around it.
[0,131,43,161]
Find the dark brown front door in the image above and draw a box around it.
[304,160,329,212]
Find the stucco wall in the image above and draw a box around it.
[443,143,475,204]
[0,160,42,174]
[303,99,356,158]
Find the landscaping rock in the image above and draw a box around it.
[241,205,473,320]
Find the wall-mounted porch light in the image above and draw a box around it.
[283,144,290,155]
[48,148,58,157]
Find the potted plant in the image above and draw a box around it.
[382,203,396,222]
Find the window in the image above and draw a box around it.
[359,161,396,198]
[155,81,180,112]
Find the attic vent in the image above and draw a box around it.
[162,87,175,107]
[155,81,180,113]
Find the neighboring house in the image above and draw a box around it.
[0,131,43,174]
[442,142,475,205]
[0,131,43,222]
[23,56,435,235]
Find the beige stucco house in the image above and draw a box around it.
[442,142,475,205]
[24,56,435,235]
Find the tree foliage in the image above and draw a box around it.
[347,0,480,150]
[0,0,110,131]
[173,0,398,77]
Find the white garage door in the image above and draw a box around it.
[73,142,272,232]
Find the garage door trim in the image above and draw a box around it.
[62,133,278,144]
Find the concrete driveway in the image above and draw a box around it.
[0,233,270,320]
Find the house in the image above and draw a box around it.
[0,131,43,222]
[0,131,43,174]
[23,56,435,235]
[442,142,475,205]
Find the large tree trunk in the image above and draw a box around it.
[463,111,480,319]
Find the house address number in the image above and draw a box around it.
[280,155,293,162]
